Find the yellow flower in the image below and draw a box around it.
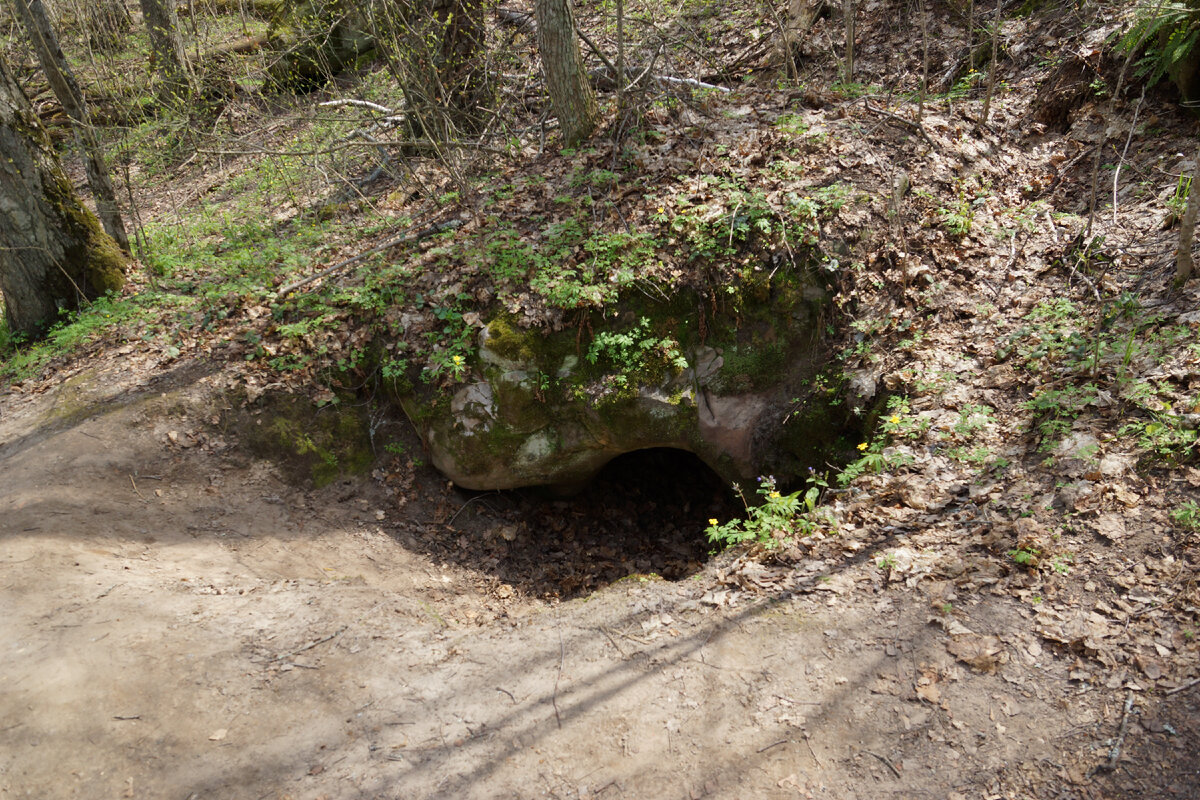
[657,206,665,214]
[889,415,900,424]
[769,491,780,499]
[452,355,463,364]
[857,442,869,451]
[708,518,718,526]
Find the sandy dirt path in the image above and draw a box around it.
[0,359,1167,799]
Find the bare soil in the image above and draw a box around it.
[2,352,1196,799]
[5,0,1200,797]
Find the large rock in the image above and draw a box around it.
[403,271,848,491]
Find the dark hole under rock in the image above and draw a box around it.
[429,447,739,600]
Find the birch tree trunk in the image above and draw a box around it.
[11,0,130,253]
[0,54,126,338]
[534,0,597,146]
[139,0,192,102]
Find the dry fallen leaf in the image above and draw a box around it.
[208,728,227,741]
[947,635,1007,673]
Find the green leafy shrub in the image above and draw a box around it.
[706,475,827,548]
[1120,1,1200,91]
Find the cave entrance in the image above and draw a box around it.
[437,448,740,600]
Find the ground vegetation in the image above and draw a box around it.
[1,0,1200,797]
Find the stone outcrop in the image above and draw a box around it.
[402,269,848,491]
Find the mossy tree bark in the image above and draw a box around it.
[139,0,193,102]
[11,0,130,253]
[534,0,597,146]
[0,54,126,338]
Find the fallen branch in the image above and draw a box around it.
[319,98,406,129]
[1112,85,1146,226]
[275,218,463,298]
[576,24,620,78]
[863,100,935,148]
[273,626,348,663]
[1165,676,1200,695]
[655,74,730,93]
[867,750,902,779]
[1091,690,1135,775]
[197,138,512,158]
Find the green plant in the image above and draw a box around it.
[948,69,983,100]
[881,396,930,440]
[586,317,688,393]
[937,176,989,237]
[705,475,826,548]
[876,552,897,571]
[838,438,915,484]
[1009,546,1039,568]
[1119,414,1198,466]
[1024,384,1099,449]
[1120,1,1200,89]
[420,303,473,383]
[774,113,810,136]
[953,404,994,437]
[1050,553,1074,575]
[1172,500,1200,531]
[1168,172,1193,220]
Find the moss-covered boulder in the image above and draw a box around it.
[403,269,845,491]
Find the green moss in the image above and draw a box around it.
[485,316,540,364]
[234,393,373,487]
[710,341,787,394]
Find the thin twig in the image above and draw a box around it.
[1165,676,1200,696]
[575,23,618,76]
[447,492,499,526]
[802,730,823,767]
[129,474,146,502]
[496,687,517,703]
[867,750,902,778]
[863,100,935,148]
[756,739,789,754]
[273,626,347,663]
[197,139,511,158]
[1093,690,1135,774]
[553,630,565,729]
[275,218,462,298]
[600,626,628,659]
[1044,210,1059,244]
[1112,85,1146,226]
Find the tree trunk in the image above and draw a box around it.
[366,0,488,139]
[87,0,132,51]
[534,0,597,146]
[1176,146,1200,285]
[11,0,130,253]
[139,0,192,102]
[843,0,854,82]
[437,0,487,129]
[0,54,126,338]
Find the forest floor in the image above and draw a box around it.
[6,351,1197,800]
[4,0,1200,798]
